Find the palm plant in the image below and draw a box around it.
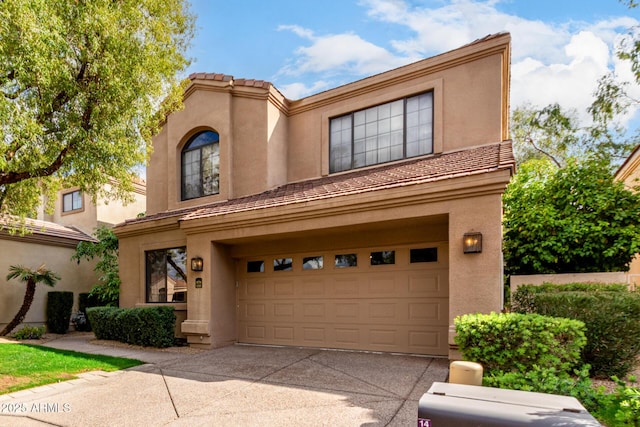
[1,264,61,336]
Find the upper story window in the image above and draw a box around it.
[181,130,220,200]
[62,190,83,213]
[330,92,433,173]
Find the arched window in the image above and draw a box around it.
[181,130,220,200]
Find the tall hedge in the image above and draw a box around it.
[87,306,176,348]
[532,291,640,378]
[512,282,629,313]
[46,291,74,334]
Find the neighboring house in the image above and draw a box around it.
[0,219,98,331]
[115,32,515,358]
[35,178,147,236]
[615,144,640,286]
[0,180,146,331]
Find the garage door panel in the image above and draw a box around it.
[239,298,448,326]
[238,245,449,355]
[274,326,294,341]
[408,271,448,297]
[238,321,448,354]
[301,278,326,296]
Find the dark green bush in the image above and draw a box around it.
[483,365,607,415]
[512,282,629,314]
[46,291,74,334]
[531,291,640,378]
[454,312,586,374]
[86,307,120,341]
[12,325,46,340]
[87,306,176,348]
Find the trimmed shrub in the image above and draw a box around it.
[483,365,607,415]
[454,312,586,374]
[531,291,640,378]
[512,282,629,314]
[12,325,46,340]
[86,307,121,341]
[87,306,176,348]
[46,291,74,334]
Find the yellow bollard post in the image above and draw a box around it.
[449,361,483,385]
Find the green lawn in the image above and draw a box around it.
[0,344,143,395]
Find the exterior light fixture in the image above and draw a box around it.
[463,232,482,254]
[190,257,204,271]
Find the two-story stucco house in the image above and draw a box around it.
[115,32,515,358]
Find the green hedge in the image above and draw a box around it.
[87,306,176,348]
[512,282,628,313]
[454,312,586,374]
[530,291,640,378]
[46,291,74,334]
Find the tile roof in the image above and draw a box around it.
[127,141,514,225]
[188,73,272,89]
[0,218,97,243]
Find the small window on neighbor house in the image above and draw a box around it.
[274,258,293,271]
[247,261,265,273]
[145,247,187,303]
[62,190,83,212]
[303,256,323,270]
[335,254,357,268]
[370,250,395,265]
[410,247,438,263]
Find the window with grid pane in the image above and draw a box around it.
[330,92,433,173]
[181,131,220,200]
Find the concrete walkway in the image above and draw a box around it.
[0,334,449,426]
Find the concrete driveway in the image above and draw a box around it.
[0,334,449,426]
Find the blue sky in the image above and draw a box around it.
[185,0,640,127]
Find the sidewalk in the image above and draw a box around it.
[0,333,449,426]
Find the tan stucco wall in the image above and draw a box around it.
[0,239,98,331]
[96,184,146,226]
[118,223,187,338]
[145,35,510,216]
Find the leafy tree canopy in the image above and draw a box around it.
[503,158,640,276]
[0,0,194,227]
[72,225,120,306]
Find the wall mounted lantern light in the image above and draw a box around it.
[463,232,482,254]
[190,256,204,271]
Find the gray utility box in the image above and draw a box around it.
[418,382,601,426]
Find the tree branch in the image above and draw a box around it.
[527,136,562,168]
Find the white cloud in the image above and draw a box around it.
[278,80,332,100]
[277,0,640,127]
[511,31,611,123]
[277,25,415,78]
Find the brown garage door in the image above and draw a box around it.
[237,244,449,355]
